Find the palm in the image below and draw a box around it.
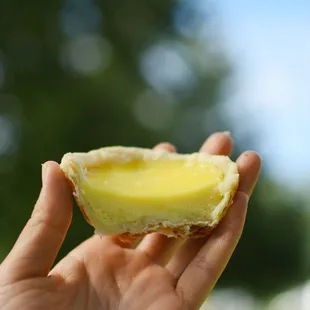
[56,237,182,310]
[0,133,261,310]
[1,237,182,310]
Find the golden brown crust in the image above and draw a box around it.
[116,224,214,244]
[77,200,92,225]
[64,174,93,225]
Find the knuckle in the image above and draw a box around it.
[175,287,190,310]
[193,254,209,272]
[28,213,63,236]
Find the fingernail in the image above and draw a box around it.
[222,131,231,136]
[41,163,49,184]
[154,143,176,152]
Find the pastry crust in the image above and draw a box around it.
[60,146,239,239]
[116,185,236,242]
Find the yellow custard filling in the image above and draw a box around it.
[84,159,223,198]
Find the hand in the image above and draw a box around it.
[0,132,261,310]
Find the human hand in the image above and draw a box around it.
[0,132,261,310]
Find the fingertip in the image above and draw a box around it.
[42,161,60,167]
[239,150,262,164]
[37,161,73,220]
[200,132,233,155]
[237,151,262,196]
[237,151,262,174]
[154,142,177,153]
[42,161,61,176]
[41,161,57,183]
[41,161,71,191]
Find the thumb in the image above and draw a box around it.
[1,161,73,284]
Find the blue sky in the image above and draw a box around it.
[211,1,310,186]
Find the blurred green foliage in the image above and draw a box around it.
[219,180,309,299]
[0,0,308,299]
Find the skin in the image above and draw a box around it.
[0,132,261,310]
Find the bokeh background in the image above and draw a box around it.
[0,1,309,309]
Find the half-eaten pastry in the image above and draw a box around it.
[60,146,239,239]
